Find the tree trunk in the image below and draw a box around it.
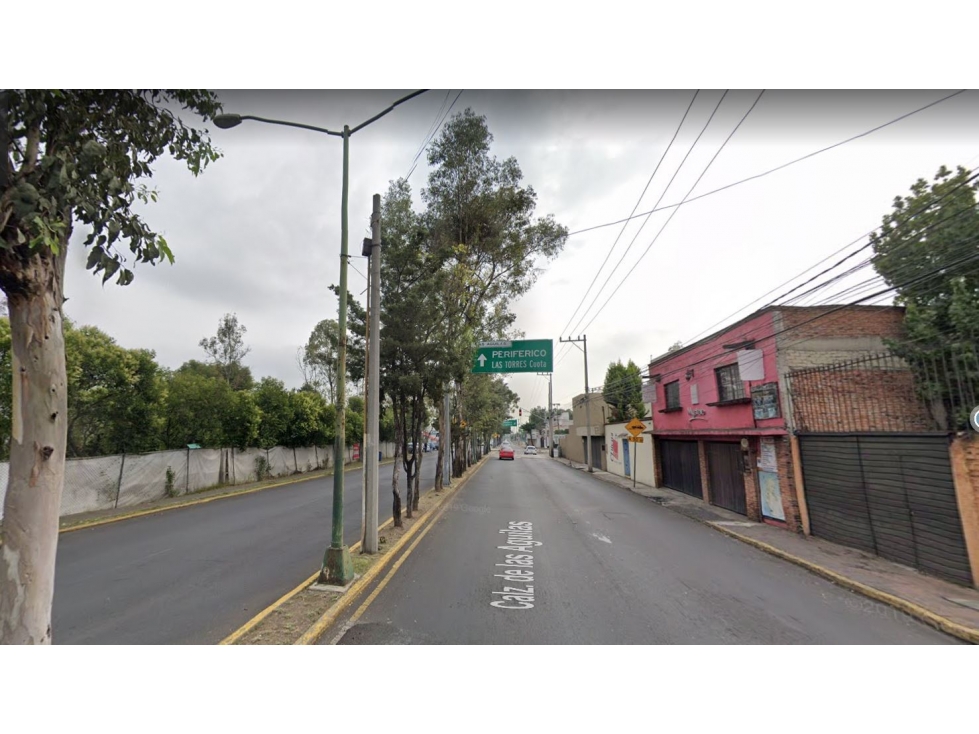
[391,406,403,528]
[405,454,414,520]
[0,246,68,644]
[434,390,445,492]
[413,437,422,512]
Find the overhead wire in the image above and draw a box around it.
[566,90,731,339]
[585,222,979,399]
[406,90,464,181]
[564,90,968,238]
[554,90,701,358]
[678,167,979,345]
[576,90,765,336]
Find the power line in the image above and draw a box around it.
[567,90,731,339]
[406,90,450,172]
[679,167,979,345]
[406,90,464,181]
[576,90,764,336]
[640,236,979,387]
[555,90,701,349]
[587,227,979,399]
[564,90,968,239]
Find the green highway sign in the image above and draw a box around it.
[503,418,518,427]
[472,339,553,374]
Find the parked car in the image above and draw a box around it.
[499,444,515,460]
[524,445,538,455]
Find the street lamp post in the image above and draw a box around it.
[213,91,426,586]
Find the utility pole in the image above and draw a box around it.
[212,90,428,588]
[538,372,553,456]
[362,194,381,553]
[560,335,593,472]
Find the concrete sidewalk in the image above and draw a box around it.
[553,456,979,643]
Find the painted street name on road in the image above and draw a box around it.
[491,521,540,610]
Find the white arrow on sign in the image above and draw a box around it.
[477,354,487,367]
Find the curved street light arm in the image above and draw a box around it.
[349,89,428,135]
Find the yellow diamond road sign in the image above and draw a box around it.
[626,418,646,437]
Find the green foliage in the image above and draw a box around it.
[300,319,341,403]
[223,391,261,450]
[602,359,645,422]
[163,370,234,449]
[165,466,178,498]
[254,377,292,448]
[871,165,979,430]
[286,390,334,448]
[199,313,253,390]
[64,321,166,456]
[254,455,272,482]
[1,90,222,288]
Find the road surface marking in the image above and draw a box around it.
[492,521,540,609]
[592,533,612,544]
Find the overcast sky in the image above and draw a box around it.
[61,90,979,415]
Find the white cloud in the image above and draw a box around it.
[58,90,979,412]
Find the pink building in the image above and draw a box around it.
[647,305,905,531]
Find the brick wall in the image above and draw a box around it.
[789,366,935,433]
[697,441,710,505]
[777,305,905,342]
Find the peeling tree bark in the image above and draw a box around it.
[0,244,68,645]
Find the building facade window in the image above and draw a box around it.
[665,380,681,410]
[715,363,746,402]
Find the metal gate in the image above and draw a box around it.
[660,439,702,498]
[706,442,747,515]
[799,434,972,586]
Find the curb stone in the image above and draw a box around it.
[548,455,978,644]
[293,455,491,645]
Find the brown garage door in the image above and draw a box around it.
[660,439,702,498]
[707,441,747,515]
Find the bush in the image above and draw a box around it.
[254,455,272,481]
[165,466,179,498]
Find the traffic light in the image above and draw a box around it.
[519,408,522,417]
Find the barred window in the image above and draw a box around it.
[665,380,681,410]
[715,363,746,402]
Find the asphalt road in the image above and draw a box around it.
[52,455,440,644]
[335,453,959,644]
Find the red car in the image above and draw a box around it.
[499,444,515,460]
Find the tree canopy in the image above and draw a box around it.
[870,164,979,430]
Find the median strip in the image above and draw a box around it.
[222,455,490,645]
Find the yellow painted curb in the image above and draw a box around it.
[710,523,979,645]
[325,491,451,645]
[56,460,397,536]
[218,516,396,646]
[294,456,490,645]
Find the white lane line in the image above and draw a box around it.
[592,533,611,544]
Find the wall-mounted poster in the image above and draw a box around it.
[751,382,780,420]
[759,470,785,521]
[758,437,777,472]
